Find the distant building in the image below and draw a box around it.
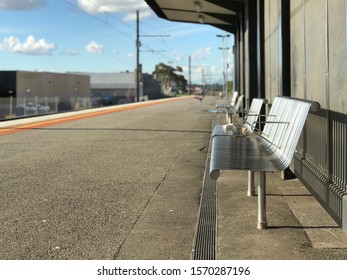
[0,70,162,118]
[70,72,163,105]
[0,70,90,113]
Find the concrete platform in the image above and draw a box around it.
[216,170,347,259]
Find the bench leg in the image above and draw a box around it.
[257,171,268,229]
[247,171,255,196]
[227,112,232,124]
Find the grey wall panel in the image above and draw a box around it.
[328,0,347,113]
[244,0,250,101]
[290,0,305,99]
[305,0,327,106]
[269,0,279,101]
[264,0,271,103]
[264,0,279,103]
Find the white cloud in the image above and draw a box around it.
[0,35,56,55]
[77,0,152,21]
[191,47,212,60]
[185,64,224,84]
[172,50,183,62]
[0,0,46,10]
[123,9,153,22]
[86,40,104,54]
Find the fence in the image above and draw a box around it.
[0,96,93,120]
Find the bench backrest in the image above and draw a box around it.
[244,98,267,132]
[233,95,244,113]
[230,91,238,107]
[261,96,320,168]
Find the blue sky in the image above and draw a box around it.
[0,0,234,84]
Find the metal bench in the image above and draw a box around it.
[225,95,244,123]
[215,91,239,109]
[212,98,267,138]
[211,94,244,124]
[212,98,267,197]
[209,96,320,229]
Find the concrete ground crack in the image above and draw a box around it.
[113,151,182,260]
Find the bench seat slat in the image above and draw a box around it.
[210,135,287,179]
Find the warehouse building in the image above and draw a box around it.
[0,70,90,117]
[71,72,163,106]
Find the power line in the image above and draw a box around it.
[61,0,135,41]
[62,0,162,56]
[61,1,186,75]
[77,0,136,30]
[140,20,184,63]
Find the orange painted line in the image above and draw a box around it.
[0,96,194,136]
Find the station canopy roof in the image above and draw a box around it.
[144,0,242,34]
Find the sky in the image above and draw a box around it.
[0,0,234,84]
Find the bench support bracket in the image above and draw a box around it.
[257,171,268,229]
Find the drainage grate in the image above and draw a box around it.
[191,147,217,260]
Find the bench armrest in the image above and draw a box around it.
[250,121,290,149]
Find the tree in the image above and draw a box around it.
[227,80,234,93]
[153,63,187,96]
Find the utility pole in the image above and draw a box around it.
[136,10,169,101]
[188,56,191,95]
[217,33,230,102]
[201,67,204,89]
[136,10,141,102]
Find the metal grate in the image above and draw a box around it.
[191,154,217,260]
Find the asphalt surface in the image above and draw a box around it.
[1,96,347,260]
[0,96,214,260]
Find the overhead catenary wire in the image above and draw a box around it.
[61,0,193,81]
[61,0,175,60]
[62,0,135,41]
[140,19,191,65]
[80,0,137,30]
